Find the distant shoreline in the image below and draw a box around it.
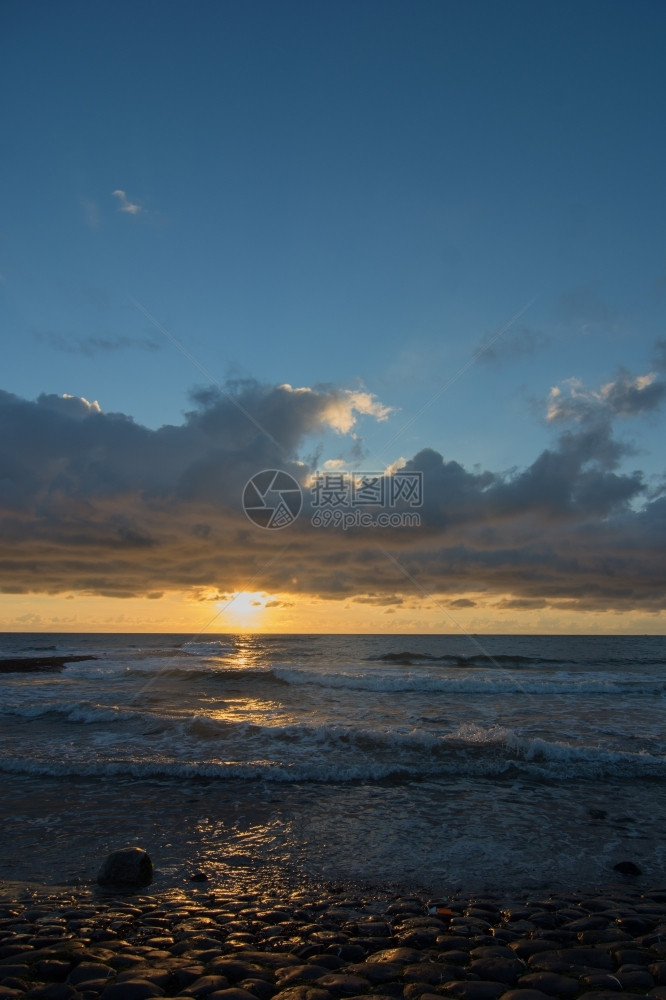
[0,654,97,673]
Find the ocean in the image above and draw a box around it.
[1,632,665,897]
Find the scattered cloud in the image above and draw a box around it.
[652,338,666,372]
[112,189,143,215]
[547,368,666,424]
[277,384,393,434]
[0,371,664,612]
[34,331,161,356]
[476,324,550,366]
[556,283,619,332]
[351,594,404,606]
[80,198,100,228]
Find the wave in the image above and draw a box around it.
[51,658,666,695]
[0,715,664,782]
[367,650,564,668]
[0,701,144,725]
[272,665,666,696]
[368,648,666,669]
[181,640,236,657]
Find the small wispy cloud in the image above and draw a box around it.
[80,198,100,228]
[476,324,550,366]
[34,331,161,357]
[112,189,143,215]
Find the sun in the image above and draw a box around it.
[219,592,266,630]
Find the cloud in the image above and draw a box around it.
[547,370,666,424]
[278,384,393,433]
[476,324,550,366]
[39,393,102,418]
[652,339,666,372]
[351,594,404,606]
[80,198,100,228]
[34,331,161,356]
[0,373,664,612]
[556,284,619,331]
[112,189,143,215]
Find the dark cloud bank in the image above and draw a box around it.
[0,372,665,613]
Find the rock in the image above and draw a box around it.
[467,958,525,985]
[441,981,507,1000]
[332,946,367,962]
[35,959,72,980]
[239,978,277,1000]
[650,963,666,985]
[208,990,268,1000]
[276,967,333,986]
[497,992,552,1000]
[180,974,230,995]
[208,960,273,983]
[23,986,81,1000]
[366,948,423,964]
[97,848,153,887]
[577,993,644,1000]
[516,973,580,996]
[100,981,165,1000]
[313,974,370,994]
[67,961,115,985]
[613,861,642,876]
[271,991,332,1000]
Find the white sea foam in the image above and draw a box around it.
[272,664,664,696]
[182,640,235,656]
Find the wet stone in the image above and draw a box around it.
[617,968,655,988]
[180,974,231,995]
[403,984,438,1000]
[276,967,333,986]
[577,993,644,1000]
[516,972,580,996]
[67,961,115,985]
[240,977,277,999]
[25,987,82,1000]
[271,989,332,1000]
[467,958,525,985]
[313,974,370,994]
[442,981,508,1000]
[366,948,423,964]
[36,960,73,980]
[307,957,346,971]
[343,963,401,984]
[0,964,30,979]
[650,963,666,984]
[99,981,165,999]
[497,992,553,1000]
[208,960,274,982]
[331,946,367,962]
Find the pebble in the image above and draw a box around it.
[0,884,665,1000]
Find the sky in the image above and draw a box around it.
[1,0,665,634]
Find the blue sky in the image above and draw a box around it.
[1,1,666,631]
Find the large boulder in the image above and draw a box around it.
[97,847,153,887]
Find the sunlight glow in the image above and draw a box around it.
[220,592,267,630]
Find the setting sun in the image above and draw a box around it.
[219,592,267,630]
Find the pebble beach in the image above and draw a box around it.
[1,879,666,1000]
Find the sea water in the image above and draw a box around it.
[1,632,665,894]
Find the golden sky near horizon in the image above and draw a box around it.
[2,590,664,635]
